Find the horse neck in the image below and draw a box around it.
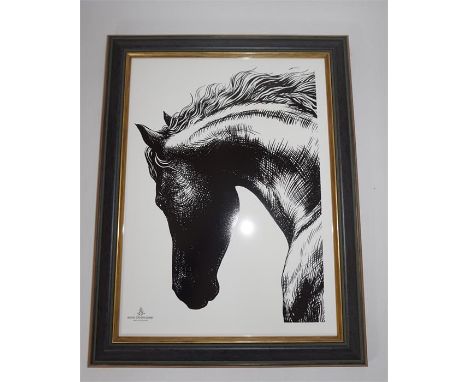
[172,104,321,246]
[238,143,320,246]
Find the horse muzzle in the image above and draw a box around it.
[172,277,220,310]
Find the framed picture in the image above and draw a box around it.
[89,35,366,366]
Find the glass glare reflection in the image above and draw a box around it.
[239,219,255,236]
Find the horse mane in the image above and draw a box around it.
[165,70,317,136]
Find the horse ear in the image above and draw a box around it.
[135,124,163,148]
[163,111,172,126]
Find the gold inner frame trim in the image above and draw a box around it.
[112,51,343,344]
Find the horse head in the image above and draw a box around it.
[136,115,239,309]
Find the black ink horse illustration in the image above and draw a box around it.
[136,70,324,322]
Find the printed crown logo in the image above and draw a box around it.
[137,307,145,316]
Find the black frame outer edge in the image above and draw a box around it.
[88,36,366,367]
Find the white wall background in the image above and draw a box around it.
[81,0,387,381]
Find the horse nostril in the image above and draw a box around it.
[208,279,220,300]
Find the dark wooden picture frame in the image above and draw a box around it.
[89,35,366,366]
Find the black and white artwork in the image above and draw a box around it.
[136,70,323,322]
[120,58,337,337]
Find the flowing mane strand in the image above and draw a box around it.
[165,70,317,136]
